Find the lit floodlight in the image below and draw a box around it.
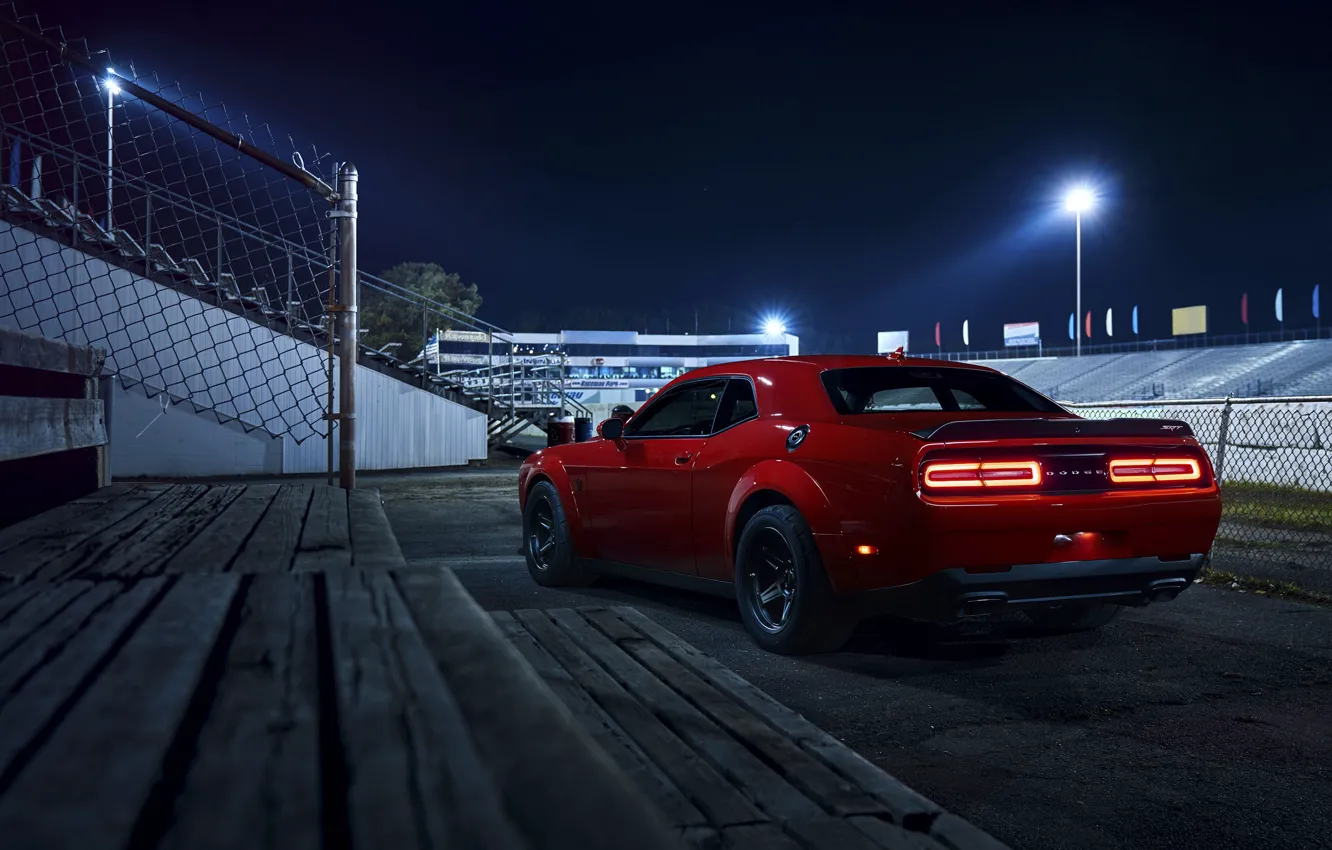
[104,72,121,95]
[1063,185,1095,214]
[762,317,787,336]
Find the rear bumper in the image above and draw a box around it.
[860,554,1206,621]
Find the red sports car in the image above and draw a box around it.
[517,354,1222,654]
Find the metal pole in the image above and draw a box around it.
[325,223,337,487]
[106,86,114,230]
[1214,397,1233,486]
[488,329,494,419]
[71,158,80,245]
[421,309,430,389]
[337,163,359,490]
[143,191,152,277]
[1075,212,1082,357]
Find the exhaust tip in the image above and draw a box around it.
[958,592,1008,616]
[1146,577,1189,603]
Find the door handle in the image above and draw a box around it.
[675,453,692,465]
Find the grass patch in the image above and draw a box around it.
[1199,566,1332,606]
[1222,481,1332,533]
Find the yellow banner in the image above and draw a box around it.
[1172,305,1207,335]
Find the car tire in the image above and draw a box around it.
[1026,602,1120,632]
[734,504,857,655]
[523,481,594,587]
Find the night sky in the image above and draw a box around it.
[53,1,1332,351]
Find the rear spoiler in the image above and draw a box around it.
[910,417,1196,442]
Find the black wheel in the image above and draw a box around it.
[523,481,593,587]
[734,505,857,654]
[1026,602,1120,632]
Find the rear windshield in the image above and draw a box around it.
[820,366,1063,414]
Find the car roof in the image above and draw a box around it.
[683,354,1000,379]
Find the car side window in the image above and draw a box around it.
[713,378,758,431]
[624,379,728,437]
[865,386,943,411]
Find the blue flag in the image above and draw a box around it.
[1132,305,1139,335]
[1068,312,1075,341]
[1315,285,1321,320]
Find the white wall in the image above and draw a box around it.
[2,219,488,476]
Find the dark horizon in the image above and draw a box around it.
[50,0,1332,352]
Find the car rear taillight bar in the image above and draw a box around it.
[922,460,1042,490]
[1108,457,1202,484]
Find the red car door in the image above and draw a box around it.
[689,377,762,582]
[581,377,728,575]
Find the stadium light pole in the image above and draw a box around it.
[103,70,121,230]
[1063,185,1096,356]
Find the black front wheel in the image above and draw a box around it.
[523,481,593,587]
[734,505,857,654]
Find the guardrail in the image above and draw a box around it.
[1069,396,1332,596]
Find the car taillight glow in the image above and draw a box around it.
[1108,457,1202,484]
[922,460,1041,490]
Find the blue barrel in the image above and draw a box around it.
[574,417,593,442]
[547,415,575,447]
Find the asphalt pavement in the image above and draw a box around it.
[369,464,1332,850]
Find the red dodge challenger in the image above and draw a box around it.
[517,354,1222,654]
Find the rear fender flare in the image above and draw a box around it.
[725,458,841,571]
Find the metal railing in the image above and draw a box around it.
[1069,396,1332,595]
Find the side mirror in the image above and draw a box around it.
[599,418,624,440]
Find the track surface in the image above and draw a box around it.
[371,466,1332,850]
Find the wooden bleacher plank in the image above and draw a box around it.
[513,608,763,829]
[0,580,100,662]
[0,324,103,377]
[395,568,684,849]
[90,485,246,578]
[322,569,525,850]
[30,484,208,581]
[348,489,406,570]
[158,574,321,850]
[162,484,283,574]
[0,483,134,558]
[0,575,238,850]
[0,485,169,579]
[0,396,105,462]
[229,485,314,574]
[291,485,351,573]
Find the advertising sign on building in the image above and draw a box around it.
[1003,321,1041,347]
[876,330,910,353]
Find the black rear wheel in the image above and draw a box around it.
[523,481,593,587]
[735,505,856,654]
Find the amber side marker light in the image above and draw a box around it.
[922,460,1042,490]
[855,544,878,556]
[1108,457,1202,484]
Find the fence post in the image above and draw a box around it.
[421,308,429,389]
[1214,396,1234,486]
[487,329,494,418]
[336,163,358,490]
[143,191,152,277]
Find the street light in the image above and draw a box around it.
[762,318,787,336]
[104,69,120,229]
[1063,184,1096,356]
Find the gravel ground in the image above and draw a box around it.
[368,464,1332,850]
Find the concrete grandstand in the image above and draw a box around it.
[962,339,1332,402]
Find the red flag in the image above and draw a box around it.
[1241,292,1249,325]
[1085,311,1092,339]
[934,321,941,347]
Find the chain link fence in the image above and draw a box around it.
[0,4,344,444]
[1071,397,1332,596]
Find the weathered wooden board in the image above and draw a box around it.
[158,574,322,850]
[0,575,236,850]
[490,610,709,832]
[611,606,946,830]
[291,485,350,573]
[513,608,763,829]
[88,485,246,579]
[161,484,282,574]
[229,485,313,574]
[0,396,106,462]
[0,484,170,580]
[0,483,135,558]
[323,569,525,850]
[0,324,104,376]
[348,489,406,570]
[396,569,682,850]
